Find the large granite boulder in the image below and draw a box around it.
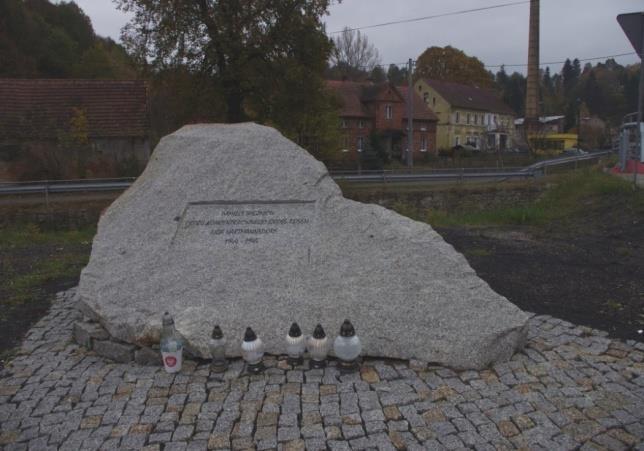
[78,123,530,369]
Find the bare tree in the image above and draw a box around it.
[330,27,381,76]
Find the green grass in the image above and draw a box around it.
[0,223,95,247]
[0,223,95,308]
[4,254,89,305]
[427,205,548,227]
[465,248,493,257]
[389,167,644,228]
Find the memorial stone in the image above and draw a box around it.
[78,123,530,369]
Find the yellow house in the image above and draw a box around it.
[414,78,516,152]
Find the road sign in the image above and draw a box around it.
[617,12,644,56]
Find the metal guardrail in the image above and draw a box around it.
[0,151,612,195]
[331,150,612,183]
[332,169,536,183]
[522,150,612,172]
[0,178,135,195]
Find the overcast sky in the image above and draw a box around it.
[70,0,641,75]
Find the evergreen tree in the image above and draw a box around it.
[583,71,603,116]
[562,59,577,97]
[496,66,509,89]
[542,67,553,97]
[387,64,408,85]
[572,58,581,79]
[494,67,525,115]
[370,66,386,83]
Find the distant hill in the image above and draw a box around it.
[0,0,136,79]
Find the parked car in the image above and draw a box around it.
[562,148,588,156]
[451,144,478,152]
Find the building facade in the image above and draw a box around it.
[414,79,516,152]
[326,80,438,161]
[0,79,150,180]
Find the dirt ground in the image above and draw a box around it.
[0,232,92,366]
[436,208,644,342]
[0,269,79,356]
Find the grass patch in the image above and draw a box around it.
[416,168,644,227]
[465,247,493,257]
[4,254,89,306]
[0,223,95,308]
[427,205,547,227]
[0,223,95,247]
[0,221,96,361]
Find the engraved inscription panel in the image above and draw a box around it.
[173,200,316,248]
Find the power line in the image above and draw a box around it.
[350,50,637,72]
[329,0,529,34]
[485,51,638,68]
[337,61,411,70]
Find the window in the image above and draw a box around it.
[494,115,498,124]
[474,115,478,125]
[423,92,429,103]
[467,114,471,125]
[357,136,364,151]
[341,135,350,151]
[432,97,436,107]
[455,136,460,146]
[385,105,393,119]
[455,112,460,123]
[341,119,348,128]
[420,134,427,152]
[358,120,364,129]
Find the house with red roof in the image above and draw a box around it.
[414,78,516,152]
[326,80,438,162]
[0,79,150,180]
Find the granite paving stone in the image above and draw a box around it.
[0,288,642,450]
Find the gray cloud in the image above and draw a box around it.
[70,0,641,74]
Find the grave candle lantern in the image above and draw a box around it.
[286,322,306,366]
[241,327,265,373]
[333,319,361,372]
[160,312,183,373]
[209,325,227,373]
[307,324,329,369]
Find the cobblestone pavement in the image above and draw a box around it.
[0,289,643,451]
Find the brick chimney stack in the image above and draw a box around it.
[524,0,540,136]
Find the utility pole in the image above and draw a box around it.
[524,0,540,139]
[407,58,414,169]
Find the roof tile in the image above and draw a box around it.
[0,79,149,140]
[421,79,514,115]
[326,80,437,121]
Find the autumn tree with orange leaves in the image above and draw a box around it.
[414,46,494,88]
